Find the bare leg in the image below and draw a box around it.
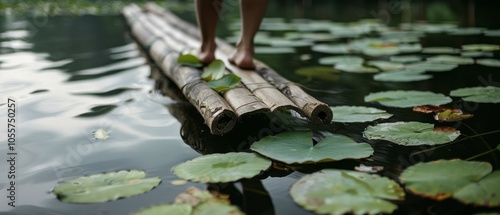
[195,0,221,64]
[230,0,268,69]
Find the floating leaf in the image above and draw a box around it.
[52,170,161,203]
[312,44,352,54]
[318,56,364,65]
[477,59,500,68]
[427,55,474,65]
[290,170,405,215]
[461,51,494,58]
[362,46,400,57]
[174,186,229,206]
[354,164,384,173]
[373,70,432,82]
[450,86,500,103]
[285,32,337,41]
[434,109,473,122]
[177,54,203,68]
[335,64,379,73]
[254,46,295,54]
[447,27,484,35]
[462,44,500,52]
[171,180,187,186]
[330,106,392,123]
[193,202,244,215]
[400,160,500,207]
[406,62,458,72]
[135,204,192,215]
[484,29,500,37]
[367,61,405,71]
[172,152,271,183]
[389,55,421,63]
[364,90,452,108]
[422,47,459,54]
[206,74,241,93]
[251,131,373,164]
[269,39,313,47]
[363,121,460,146]
[201,60,225,81]
[295,66,340,82]
[93,128,109,140]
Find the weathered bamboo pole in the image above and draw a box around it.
[144,3,333,124]
[123,5,237,135]
[145,5,304,115]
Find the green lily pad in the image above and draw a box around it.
[172,152,271,183]
[461,51,494,58]
[422,47,459,54]
[427,55,474,65]
[254,47,295,54]
[318,56,364,65]
[398,43,423,53]
[462,44,500,51]
[250,131,373,164]
[290,170,405,215]
[269,39,313,47]
[193,202,244,215]
[312,44,352,54]
[201,60,225,81]
[52,170,161,203]
[363,121,460,146]
[335,64,379,73]
[286,32,337,41]
[135,204,192,215]
[476,59,500,68]
[367,61,405,71]
[177,54,203,68]
[389,55,421,63]
[447,27,484,35]
[406,62,458,72]
[330,106,393,123]
[374,70,432,82]
[400,160,500,207]
[450,86,500,103]
[364,90,452,108]
[484,29,500,37]
[295,66,340,82]
[362,46,400,57]
[206,74,241,93]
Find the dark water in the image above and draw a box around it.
[1,1,500,215]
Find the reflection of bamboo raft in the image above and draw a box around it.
[122,3,332,135]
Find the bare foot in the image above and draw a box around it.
[229,45,255,70]
[198,41,216,64]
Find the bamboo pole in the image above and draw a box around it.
[144,3,332,124]
[123,5,237,135]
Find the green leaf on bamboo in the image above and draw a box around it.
[206,74,241,93]
[250,131,373,164]
[364,90,452,108]
[427,55,474,65]
[172,152,271,183]
[373,70,432,82]
[450,86,500,103]
[290,170,405,215]
[201,60,225,81]
[476,59,500,68]
[330,106,392,123]
[400,159,500,207]
[177,54,203,68]
[52,170,161,203]
[363,121,460,146]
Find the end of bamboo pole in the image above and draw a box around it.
[209,109,237,135]
[307,103,333,124]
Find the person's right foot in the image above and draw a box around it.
[229,45,255,70]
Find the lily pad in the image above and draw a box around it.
[254,47,295,54]
[450,86,500,103]
[427,55,474,65]
[135,204,192,215]
[290,170,405,215]
[373,70,432,82]
[269,39,313,47]
[250,131,373,164]
[484,29,500,37]
[447,27,484,35]
[367,61,405,71]
[312,44,352,54]
[177,54,203,68]
[364,90,452,108]
[52,170,161,203]
[406,62,458,72]
[201,60,225,81]
[400,160,500,207]
[318,56,364,65]
[461,51,494,58]
[462,44,500,52]
[363,121,460,146]
[295,66,340,82]
[422,47,460,54]
[477,59,500,68]
[172,152,271,183]
[389,55,421,63]
[206,74,241,93]
[330,106,393,123]
[335,64,379,73]
[193,202,244,215]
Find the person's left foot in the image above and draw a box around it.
[229,45,255,70]
[198,40,217,64]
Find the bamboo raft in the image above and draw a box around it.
[122,3,332,135]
